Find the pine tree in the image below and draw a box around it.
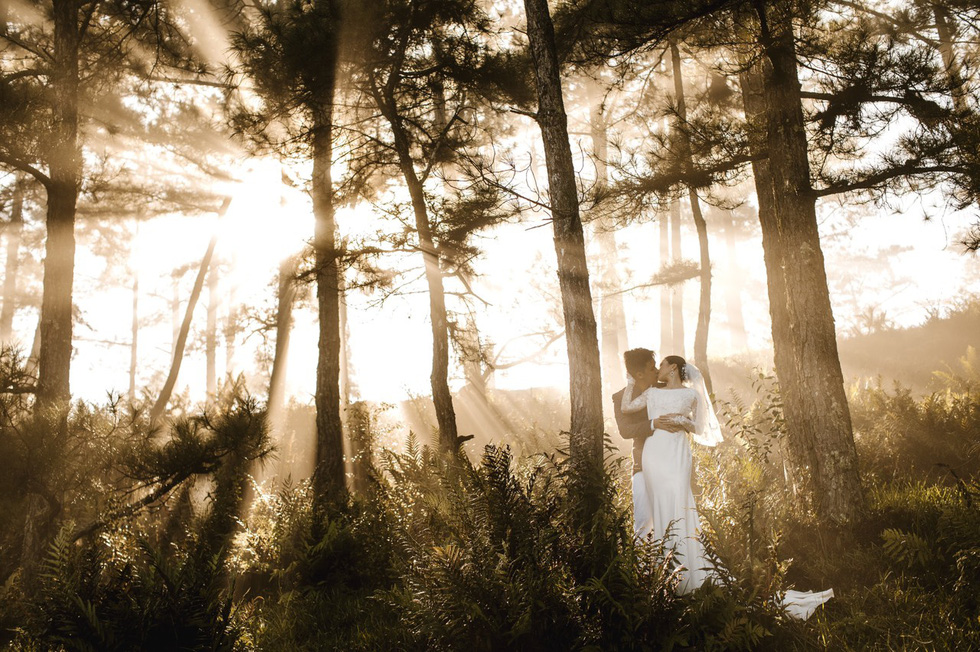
[232,0,348,505]
[524,0,604,481]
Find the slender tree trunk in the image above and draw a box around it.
[338,267,353,405]
[1,177,24,342]
[720,208,748,350]
[670,39,712,390]
[224,261,238,380]
[206,261,218,397]
[743,9,865,521]
[524,0,604,473]
[347,401,373,495]
[26,319,40,375]
[660,209,671,354]
[149,199,230,426]
[933,4,968,114]
[591,102,629,393]
[381,100,459,453]
[129,274,138,402]
[311,94,346,506]
[670,199,685,355]
[36,0,81,416]
[267,254,298,435]
[171,276,180,356]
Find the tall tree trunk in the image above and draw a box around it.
[381,99,459,453]
[206,261,218,397]
[311,93,346,506]
[743,8,865,522]
[933,4,968,114]
[1,176,24,342]
[591,101,629,393]
[670,39,712,391]
[224,260,238,381]
[720,208,748,350]
[523,0,604,474]
[171,276,180,356]
[267,254,298,436]
[36,0,81,416]
[338,267,353,405]
[129,273,138,402]
[149,199,230,426]
[660,208,671,354]
[670,199,685,355]
[26,319,40,375]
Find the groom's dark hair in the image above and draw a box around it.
[624,348,656,376]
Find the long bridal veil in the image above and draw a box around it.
[682,363,833,620]
[684,363,723,447]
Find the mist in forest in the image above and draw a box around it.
[3,0,980,647]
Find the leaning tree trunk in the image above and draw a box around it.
[381,99,459,453]
[149,199,229,427]
[267,254,298,436]
[670,38,712,391]
[743,10,865,522]
[1,176,24,342]
[36,0,81,417]
[523,0,604,475]
[311,99,346,507]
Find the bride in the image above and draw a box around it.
[622,355,834,618]
[621,355,721,594]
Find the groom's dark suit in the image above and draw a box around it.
[612,384,654,474]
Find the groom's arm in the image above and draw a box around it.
[612,387,654,440]
[654,413,694,433]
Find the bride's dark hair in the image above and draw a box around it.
[663,355,688,382]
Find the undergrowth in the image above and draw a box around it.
[1,347,979,649]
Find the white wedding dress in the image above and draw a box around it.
[622,370,834,618]
[622,384,711,594]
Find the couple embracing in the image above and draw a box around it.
[612,348,722,595]
[612,348,835,618]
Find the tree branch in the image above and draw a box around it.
[800,90,910,104]
[146,74,236,90]
[0,384,36,395]
[0,152,51,190]
[812,164,965,198]
[69,475,185,542]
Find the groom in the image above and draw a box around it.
[613,348,687,537]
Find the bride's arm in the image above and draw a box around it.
[620,377,649,413]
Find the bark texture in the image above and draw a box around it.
[379,85,459,453]
[524,0,604,470]
[36,0,81,415]
[743,9,865,521]
[311,98,346,506]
